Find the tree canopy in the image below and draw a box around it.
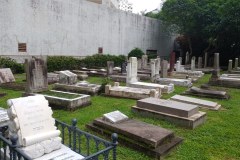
[157,0,240,64]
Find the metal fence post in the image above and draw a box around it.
[111,133,118,160]
[72,118,77,152]
[10,135,18,160]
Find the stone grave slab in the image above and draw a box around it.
[53,81,101,95]
[132,98,206,129]
[105,82,161,99]
[86,112,183,159]
[170,95,221,110]
[155,78,192,87]
[183,87,229,99]
[136,98,198,118]
[71,70,88,80]
[209,76,240,88]
[0,68,15,84]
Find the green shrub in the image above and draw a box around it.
[0,57,24,73]
[128,48,144,59]
[47,54,126,72]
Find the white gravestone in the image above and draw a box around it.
[127,57,138,84]
[59,70,77,85]
[7,95,62,159]
[0,68,15,84]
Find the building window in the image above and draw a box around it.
[18,43,27,52]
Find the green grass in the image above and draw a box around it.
[1,74,240,160]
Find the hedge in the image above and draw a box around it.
[47,54,126,72]
[0,57,24,74]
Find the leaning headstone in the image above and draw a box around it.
[228,60,233,72]
[142,55,148,69]
[198,57,203,68]
[204,52,208,68]
[126,57,138,84]
[0,68,15,84]
[161,60,168,78]
[191,56,196,71]
[25,56,48,93]
[107,61,114,76]
[235,58,239,70]
[59,70,77,85]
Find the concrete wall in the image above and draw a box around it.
[0,0,174,58]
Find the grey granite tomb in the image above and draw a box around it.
[86,111,183,159]
[132,97,206,129]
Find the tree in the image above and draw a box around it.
[159,0,240,65]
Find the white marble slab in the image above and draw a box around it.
[103,111,128,124]
[0,68,15,83]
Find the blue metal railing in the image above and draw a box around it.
[0,119,118,160]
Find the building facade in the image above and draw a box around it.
[0,0,174,62]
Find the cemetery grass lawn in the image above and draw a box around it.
[1,74,240,159]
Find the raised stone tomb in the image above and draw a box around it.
[155,78,192,87]
[170,95,221,110]
[105,82,161,99]
[53,81,101,95]
[86,111,183,159]
[132,98,206,129]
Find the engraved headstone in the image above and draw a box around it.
[0,68,15,84]
[161,60,168,78]
[228,60,233,72]
[121,61,127,73]
[107,61,114,76]
[235,58,239,69]
[211,53,220,79]
[142,55,148,69]
[127,57,138,84]
[191,56,196,71]
[204,52,208,68]
[25,56,48,93]
[169,52,176,72]
[198,57,203,68]
[103,111,128,123]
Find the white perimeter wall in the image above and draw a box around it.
[0,0,174,58]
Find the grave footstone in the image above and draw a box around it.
[25,56,48,93]
[0,68,15,84]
